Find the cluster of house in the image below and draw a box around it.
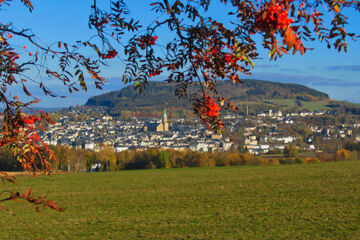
[240,109,359,155]
[40,108,233,153]
[38,106,360,154]
[256,109,329,120]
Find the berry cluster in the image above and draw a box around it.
[148,36,158,45]
[138,35,158,49]
[21,114,41,144]
[149,68,162,78]
[256,1,294,32]
[203,96,221,118]
[29,132,40,142]
[225,53,242,65]
[11,113,40,132]
[90,14,110,29]
[23,115,40,126]
[102,49,118,59]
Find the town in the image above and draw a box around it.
[39,105,360,155]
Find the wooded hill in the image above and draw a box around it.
[84,79,342,118]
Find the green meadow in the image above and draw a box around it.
[1,161,360,239]
[263,99,332,111]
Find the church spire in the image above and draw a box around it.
[162,109,169,131]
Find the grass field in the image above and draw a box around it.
[262,99,360,112]
[263,99,333,111]
[1,161,360,239]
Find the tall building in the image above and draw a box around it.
[156,109,169,132]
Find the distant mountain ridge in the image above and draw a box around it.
[85,79,329,117]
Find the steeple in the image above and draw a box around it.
[162,109,169,131]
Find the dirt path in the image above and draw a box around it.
[1,171,67,177]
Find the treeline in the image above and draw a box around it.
[117,148,358,170]
[344,141,360,152]
[0,146,360,172]
[0,145,358,172]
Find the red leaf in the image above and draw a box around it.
[24,188,32,198]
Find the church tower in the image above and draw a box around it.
[155,109,169,132]
[162,109,169,131]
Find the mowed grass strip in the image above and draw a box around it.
[1,161,360,239]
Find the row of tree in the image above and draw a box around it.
[1,145,358,172]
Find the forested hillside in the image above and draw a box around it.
[85,79,330,117]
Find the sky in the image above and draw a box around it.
[1,1,360,108]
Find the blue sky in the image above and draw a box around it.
[2,1,360,107]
